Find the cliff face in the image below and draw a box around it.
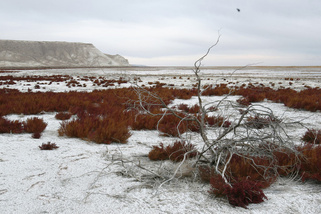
[0,40,130,68]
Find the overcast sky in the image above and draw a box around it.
[1,0,321,66]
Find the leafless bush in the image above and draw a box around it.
[127,37,302,207]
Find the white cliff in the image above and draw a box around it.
[0,40,130,68]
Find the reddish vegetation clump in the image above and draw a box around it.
[23,117,47,134]
[58,114,131,144]
[209,174,267,208]
[32,132,42,139]
[158,114,188,137]
[245,115,279,129]
[297,144,321,182]
[148,141,198,162]
[148,143,168,161]
[301,129,321,144]
[206,115,231,128]
[202,84,231,96]
[236,97,251,106]
[55,112,72,120]
[39,142,59,150]
[177,104,200,113]
[128,111,161,131]
[0,117,24,133]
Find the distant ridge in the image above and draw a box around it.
[0,40,130,69]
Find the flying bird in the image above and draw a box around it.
[237,8,240,12]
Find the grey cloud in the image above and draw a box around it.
[0,0,321,65]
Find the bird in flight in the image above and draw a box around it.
[237,8,240,12]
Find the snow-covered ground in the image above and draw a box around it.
[1,66,321,213]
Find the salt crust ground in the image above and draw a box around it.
[1,67,321,213]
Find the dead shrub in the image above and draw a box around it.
[23,117,47,133]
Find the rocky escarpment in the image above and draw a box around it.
[0,40,130,68]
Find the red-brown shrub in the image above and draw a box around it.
[58,115,131,144]
[226,154,276,188]
[148,143,168,161]
[148,141,198,162]
[209,174,267,208]
[39,142,59,150]
[23,117,47,133]
[202,84,231,96]
[297,144,321,182]
[32,132,42,139]
[0,117,24,133]
[177,104,200,113]
[129,112,161,130]
[55,112,72,120]
[209,173,228,196]
[237,97,250,106]
[206,116,231,128]
[166,140,198,161]
[158,114,188,137]
[245,115,279,129]
[223,179,267,208]
[301,129,321,144]
[273,149,299,177]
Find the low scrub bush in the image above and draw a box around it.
[32,132,42,139]
[148,143,168,161]
[301,129,321,144]
[297,144,321,182]
[166,140,198,161]
[23,117,47,133]
[202,84,231,96]
[245,115,278,129]
[225,179,267,208]
[206,116,231,128]
[225,154,277,188]
[55,112,72,120]
[0,117,24,133]
[273,149,299,177]
[177,104,200,113]
[58,114,131,144]
[39,142,59,150]
[148,141,198,162]
[237,97,250,106]
[129,112,161,130]
[209,174,267,208]
[158,114,188,137]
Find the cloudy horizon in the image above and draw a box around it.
[0,0,320,66]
